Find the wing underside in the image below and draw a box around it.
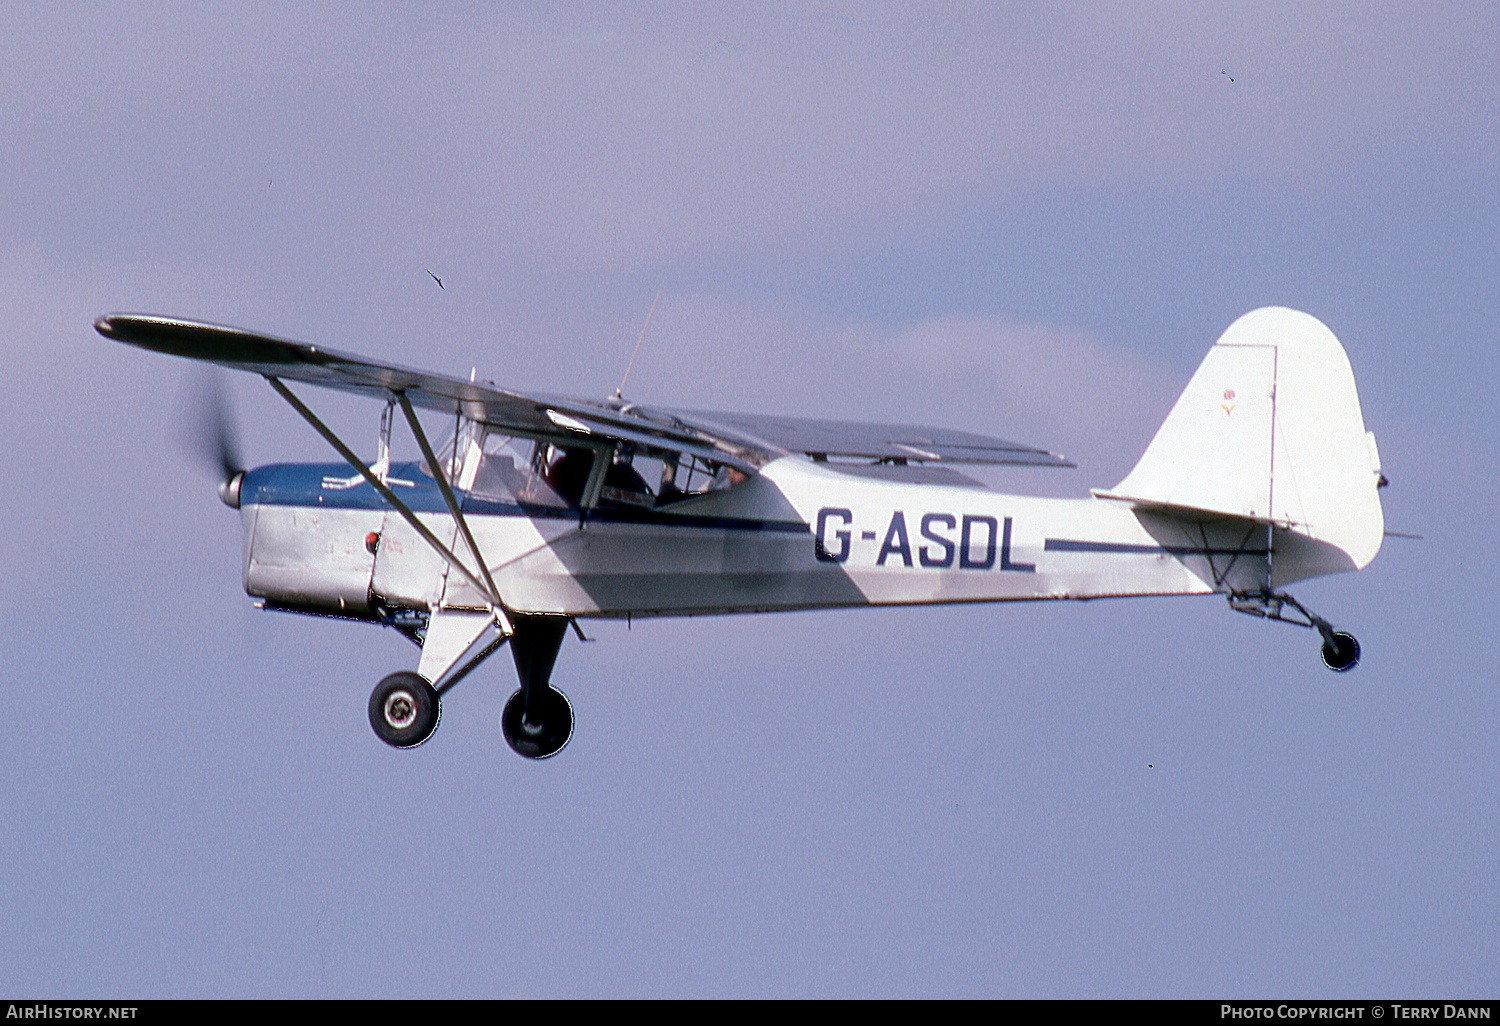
[96,314,1071,471]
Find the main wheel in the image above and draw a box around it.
[368,671,441,748]
[501,687,573,759]
[1320,631,1361,672]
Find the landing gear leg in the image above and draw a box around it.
[500,616,574,759]
[1229,589,1361,672]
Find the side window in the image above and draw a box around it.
[471,432,749,510]
[468,434,576,509]
[642,452,748,506]
[599,458,654,508]
[543,447,596,508]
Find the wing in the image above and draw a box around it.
[95,313,1070,472]
[660,409,1072,467]
[95,313,762,472]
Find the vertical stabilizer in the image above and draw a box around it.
[1095,308,1384,572]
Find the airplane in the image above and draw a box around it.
[96,306,1385,759]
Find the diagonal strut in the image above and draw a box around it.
[395,393,510,633]
[265,376,512,634]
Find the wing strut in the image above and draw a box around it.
[395,393,512,634]
[265,376,513,635]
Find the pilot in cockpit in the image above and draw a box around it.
[710,465,749,490]
[598,457,654,508]
[543,448,657,509]
[534,444,747,510]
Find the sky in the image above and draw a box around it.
[1,2,1496,998]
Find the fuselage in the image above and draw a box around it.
[239,456,1348,621]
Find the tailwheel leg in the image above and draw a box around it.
[501,616,574,759]
[369,671,441,748]
[1228,589,1361,673]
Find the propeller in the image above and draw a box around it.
[180,369,246,508]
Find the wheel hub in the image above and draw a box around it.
[383,690,417,729]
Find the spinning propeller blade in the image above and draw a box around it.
[181,369,245,507]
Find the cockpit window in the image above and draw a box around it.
[599,458,654,508]
[542,448,596,507]
[461,429,749,510]
[620,450,746,506]
[416,420,478,486]
[466,434,572,508]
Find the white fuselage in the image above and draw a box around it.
[240,456,1348,621]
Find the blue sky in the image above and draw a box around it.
[1,3,1495,997]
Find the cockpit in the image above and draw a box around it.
[424,424,748,511]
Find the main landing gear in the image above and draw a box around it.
[369,671,442,747]
[1229,589,1361,672]
[366,614,574,758]
[501,616,574,759]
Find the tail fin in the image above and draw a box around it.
[1095,307,1384,574]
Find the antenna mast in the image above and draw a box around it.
[613,289,661,401]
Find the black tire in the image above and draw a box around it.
[1320,631,1361,672]
[501,687,574,760]
[368,671,441,748]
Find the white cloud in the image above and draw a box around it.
[885,316,1180,489]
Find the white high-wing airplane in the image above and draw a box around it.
[97,306,1384,759]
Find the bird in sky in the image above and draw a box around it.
[426,269,444,289]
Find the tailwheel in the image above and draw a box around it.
[1320,631,1361,672]
[1229,589,1363,674]
[501,687,573,760]
[369,671,441,748]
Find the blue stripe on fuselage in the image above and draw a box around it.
[240,463,810,534]
[1044,538,1271,557]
